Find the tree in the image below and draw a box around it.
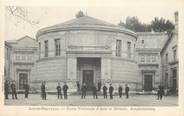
[6,6,39,26]
[75,10,85,18]
[119,16,174,32]
[119,16,151,32]
[151,17,174,32]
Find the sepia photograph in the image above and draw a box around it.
[2,5,180,107]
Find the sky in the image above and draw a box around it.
[4,1,180,40]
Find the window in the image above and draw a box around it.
[39,42,41,58]
[27,55,32,61]
[146,55,151,63]
[141,40,144,44]
[116,40,122,57]
[22,55,26,61]
[55,39,61,56]
[173,49,177,61]
[140,55,145,63]
[127,42,131,58]
[44,40,48,57]
[165,53,168,64]
[151,55,156,63]
[16,54,20,61]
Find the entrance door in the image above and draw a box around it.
[82,70,94,90]
[19,73,28,90]
[144,75,153,91]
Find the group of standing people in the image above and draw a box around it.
[5,80,165,101]
[80,83,130,100]
[41,81,69,100]
[4,80,29,100]
[157,85,164,100]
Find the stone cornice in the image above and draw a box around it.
[36,25,137,39]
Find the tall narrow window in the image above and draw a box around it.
[55,39,61,56]
[44,40,48,57]
[165,53,168,64]
[39,42,41,58]
[173,49,177,61]
[140,55,145,63]
[127,42,131,58]
[116,40,122,57]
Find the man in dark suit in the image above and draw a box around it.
[24,83,30,98]
[10,81,17,100]
[63,82,68,99]
[125,84,129,99]
[77,81,80,91]
[4,80,9,99]
[92,84,98,99]
[118,85,123,98]
[157,85,164,100]
[102,84,107,99]
[109,84,114,99]
[41,81,46,100]
[98,81,101,91]
[56,82,62,99]
[81,83,87,99]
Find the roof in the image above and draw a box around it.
[161,30,178,54]
[36,16,137,38]
[6,36,37,48]
[136,32,168,49]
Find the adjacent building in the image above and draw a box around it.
[160,12,178,94]
[136,32,168,91]
[5,36,37,91]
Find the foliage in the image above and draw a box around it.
[119,16,175,32]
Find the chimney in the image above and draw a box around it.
[174,11,178,32]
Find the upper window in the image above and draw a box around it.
[173,49,177,61]
[140,55,145,63]
[146,55,151,63]
[55,39,61,56]
[127,42,131,58]
[44,40,48,57]
[165,53,168,64]
[151,55,156,63]
[116,40,122,57]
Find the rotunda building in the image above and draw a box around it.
[31,16,141,92]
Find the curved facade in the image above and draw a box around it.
[31,16,140,92]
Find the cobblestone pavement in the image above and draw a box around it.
[4,94,178,106]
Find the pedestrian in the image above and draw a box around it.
[63,82,68,99]
[77,81,80,91]
[125,84,129,99]
[92,84,98,99]
[24,83,29,98]
[56,82,62,99]
[157,85,164,100]
[98,81,101,91]
[118,85,123,98]
[102,84,107,99]
[81,83,87,99]
[109,84,114,99]
[41,81,46,100]
[10,81,17,100]
[4,80,9,99]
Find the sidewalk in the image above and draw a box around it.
[4,94,178,106]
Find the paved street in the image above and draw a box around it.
[4,94,178,106]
